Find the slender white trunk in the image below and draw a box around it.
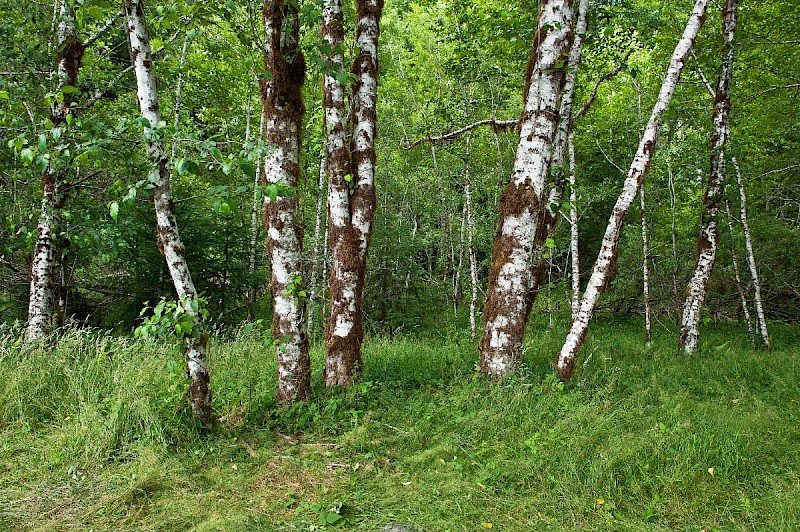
[732,156,770,347]
[569,131,580,318]
[479,0,575,376]
[679,0,737,354]
[27,1,83,341]
[125,0,211,420]
[725,199,755,345]
[307,153,326,334]
[557,0,710,377]
[640,186,652,347]
[171,34,189,161]
[247,111,266,322]
[666,156,680,316]
[465,134,478,339]
[262,0,310,402]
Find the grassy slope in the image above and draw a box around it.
[0,317,798,531]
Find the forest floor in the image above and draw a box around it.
[1,315,799,531]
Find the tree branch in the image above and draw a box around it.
[573,49,634,121]
[406,119,517,149]
[83,12,124,48]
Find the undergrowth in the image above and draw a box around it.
[0,316,798,530]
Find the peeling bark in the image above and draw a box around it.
[732,156,770,347]
[679,0,737,354]
[27,1,84,341]
[262,0,311,403]
[324,0,383,386]
[569,131,580,318]
[125,0,211,421]
[640,186,652,347]
[479,0,576,377]
[556,0,709,378]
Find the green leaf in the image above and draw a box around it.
[109,201,119,221]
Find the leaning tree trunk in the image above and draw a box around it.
[556,0,710,378]
[323,0,383,386]
[479,0,575,377]
[732,156,769,347]
[678,0,737,354]
[262,0,311,403]
[27,1,84,340]
[125,0,211,421]
[725,198,755,345]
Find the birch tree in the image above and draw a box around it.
[556,0,710,378]
[732,156,770,347]
[261,0,311,402]
[124,0,211,421]
[479,0,575,377]
[26,1,84,340]
[323,0,383,386]
[679,0,738,354]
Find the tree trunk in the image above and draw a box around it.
[569,130,580,318]
[262,0,311,403]
[725,199,755,346]
[324,0,383,386]
[479,0,575,377]
[125,0,211,421]
[732,156,770,347]
[527,0,589,315]
[556,0,710,378]
[666,156,680,317]
[247,111,266,322]
[27,1,84,340]
[307,153,327,335]
[640,186,652,347]
[679,0,737,354]
[465,134,479,339]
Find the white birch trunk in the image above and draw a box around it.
[679,0,737,354]
[465,134,479,339]
[732,156,770,347]
[640,186,652,347]
[569,131,580,319]
[725,199,755,345]
[479,0,575,376]
[26,1,82,341]
[262,0,310,402]
[324,0,383,386]
[307,153,326,334]
[557,0,710,377]
[247,111,266,322]
[125,0,211,420]
[666,156,680,315]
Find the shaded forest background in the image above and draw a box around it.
[1,0,799,333]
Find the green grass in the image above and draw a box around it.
[1,316,799,531]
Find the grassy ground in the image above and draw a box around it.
[1,315,799,531]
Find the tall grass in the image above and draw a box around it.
[0,317,798,530]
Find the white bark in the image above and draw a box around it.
[307,153,326,334]
[733,156,770,347]
[557,0,710,377]
[725,199,755,345]
[640,186,652,347]
[679,0,737,354]
[262,0,310,402]
[247,111,266,322]
[480,0,575,376]
[125,0,211,420]
[27,1,80,340]
[465,135,478,339]
[569,131,580,319]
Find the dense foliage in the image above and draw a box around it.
[1,0,798,330]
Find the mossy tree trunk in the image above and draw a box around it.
[323,0,383,386]
[262,0,311,403]
[679,0,737,354]
[478,0,576,377]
